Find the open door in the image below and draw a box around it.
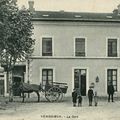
[0,80,4,96]
[12,76,22,96]
[74,69,86,96]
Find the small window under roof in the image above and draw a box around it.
[117,13,120,16]
[59,10,65,13]
[42,14,49,17]
[75,15,82,18]
[106,16,112,19]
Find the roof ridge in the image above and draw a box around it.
[32,11,120,22]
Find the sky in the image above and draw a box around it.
[17,0,120,13]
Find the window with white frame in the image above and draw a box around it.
[42,37,52,56]
[42,69,53,87]
[108,39,117,57]
[75,38,85,56]
[107,69,117,91]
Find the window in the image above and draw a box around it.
[75,38,85,56]
[42,69,53,86]
[108,39,117,57]
[42,37,52,56]
[107,69,117,91]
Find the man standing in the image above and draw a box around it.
[107,82,114,102]
[72,89,77,107]
[88,87,94,106]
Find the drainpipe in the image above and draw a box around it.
[78,70,81,95]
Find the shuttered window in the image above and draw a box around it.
[75,38,85,56]
[108,39,117,57]
[42,37,52,56]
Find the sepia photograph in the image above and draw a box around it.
[0,0,120,120]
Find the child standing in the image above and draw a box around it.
[77,95,82,107]
[94,91,98,106]
[72,89,77,107]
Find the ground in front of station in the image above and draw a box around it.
[0,95,120,120]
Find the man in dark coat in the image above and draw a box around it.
[72,89,77,107]
[88,87,94,106]
[107,82,114,102]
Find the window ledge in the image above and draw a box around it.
[30,56,120,59]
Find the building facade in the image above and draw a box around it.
[28,5,120,96]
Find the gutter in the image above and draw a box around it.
[31,18,120,23]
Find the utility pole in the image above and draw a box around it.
[27,59,30,98]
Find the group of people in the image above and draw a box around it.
[72,89,82,107]
[72,87,97,107]
[72,82,115,107]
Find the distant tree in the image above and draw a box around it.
[0,0,35,101]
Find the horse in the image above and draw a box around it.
[18,82,41,102]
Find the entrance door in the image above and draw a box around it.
[74,69,86,96]
[12,77,21,96]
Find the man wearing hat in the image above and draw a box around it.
[107,81,114,102]
[88,86,94,106]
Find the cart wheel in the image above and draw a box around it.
[45,86,63,102]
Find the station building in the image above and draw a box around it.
[27,2,120,97]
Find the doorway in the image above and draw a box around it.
[74,69,86,96]
[12,76,22,96]
[0,80,4,96]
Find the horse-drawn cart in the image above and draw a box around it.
[14,77,68,102]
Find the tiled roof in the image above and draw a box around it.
[32,11,120,22]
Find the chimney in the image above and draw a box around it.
[117,4,120,14]
[13,0,17,3]
[28,0,35,12]
[113,9,118,15]
[13,0,17,5]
